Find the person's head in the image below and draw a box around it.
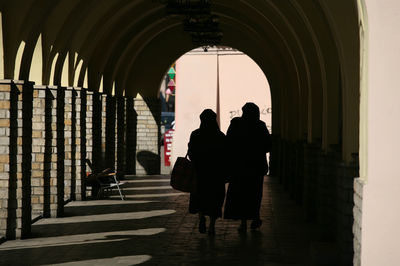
[242,102,260,121]
[199,109,219,130]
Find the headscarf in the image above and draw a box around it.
[242,102,260,121]
[199,109,219,131]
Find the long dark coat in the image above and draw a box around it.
[224,116,271,220]
[188,125,226,218]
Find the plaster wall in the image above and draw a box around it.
[172,49,271,165]
[361,0,400,264]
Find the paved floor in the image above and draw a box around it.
[0,175,313,266]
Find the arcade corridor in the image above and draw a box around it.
[0,175,322,266]
[2,0,400,265]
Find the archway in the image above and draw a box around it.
[0,1,363,264]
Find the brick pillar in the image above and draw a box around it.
[44,87,57,217]
[92,92,102,172]
[336,155,358,265]
[116,96,126,178]
[84,91,93,198]
[79,89,87,199]
[64,89,72,203]
[135,97,160,175]
[316,148,341,241]
[31,87,46,219]
[294,140,305,204]
[105,95,116,170]
[303,141,321,221]
[125,97,137,174]
[20,82,33,238]
[56,87,65,216]
[0,80,33,239]
[71,88,81,200]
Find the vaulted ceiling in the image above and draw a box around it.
[0,0,361,160]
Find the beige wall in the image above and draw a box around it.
[172,48,271,164]
[360,0,400,264]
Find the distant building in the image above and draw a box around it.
[171,47,271,165]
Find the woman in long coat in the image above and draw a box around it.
[188,109,226,235]
[224,103,271,231]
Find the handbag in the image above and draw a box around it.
[170,154,197,193]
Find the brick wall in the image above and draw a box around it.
[134,98,160,175]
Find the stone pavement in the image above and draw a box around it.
[0,175,314,266]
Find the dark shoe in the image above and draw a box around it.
[199,217,206,234]
[250,219,262,230]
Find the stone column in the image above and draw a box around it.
[125,97,137,174]
[0,80,33,239]
[134,97,160,175]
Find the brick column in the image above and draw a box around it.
[71,88,81,200]
[116,96,126,178]
[92,92,102,172]
[335,155,358,265]
[84,91,93,198]
[105,95,116,170]
[0,80,33,239]
[56,87,65,216]
[125,97,137,174]
[303,141,321,221]
[64,89,72,203]
[44,87,57,217]
[31,86,46,219]
[79,89,87,199]
[135,97,160,175]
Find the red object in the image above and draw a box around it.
[164,129,174,166]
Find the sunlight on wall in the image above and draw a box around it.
[29,34,43,84]
[14,41,26,80]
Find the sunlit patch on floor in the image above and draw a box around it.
[0,229,166,250]
[123,186,172,190]
[40,255,152,266]
[65,200,156,207]
[34,210,176,225]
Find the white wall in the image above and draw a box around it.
[172,48,271,165]
[361,1,400,264]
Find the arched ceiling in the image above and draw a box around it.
[0,0,360,159]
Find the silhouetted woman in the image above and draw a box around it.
[224,103,271,232]
[188,109,226,235]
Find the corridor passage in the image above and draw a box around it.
[0,175,315,265]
